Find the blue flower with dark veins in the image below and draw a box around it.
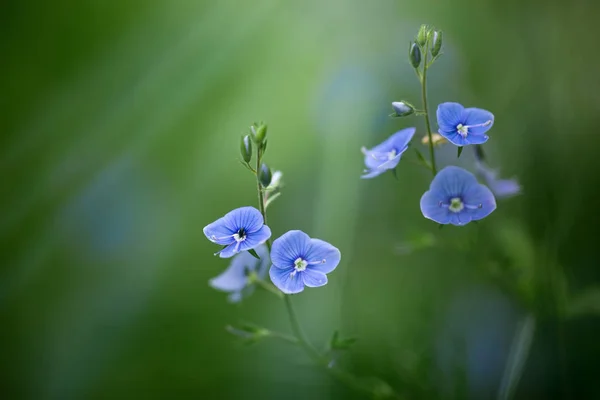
[420,166,496,226]
[203,206,271,258]
[360,127,415,179]
[475,161,521,199]
[209,244,270,302]
[269,230,341,294]
[437,102,494,146]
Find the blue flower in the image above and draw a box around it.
[360,127,415,179]
[437,102,494,146]
[209,244,270,302]
[203,206,271,258]
[420,166,496,226]
[475,161,521,199]
[269,230,341,294]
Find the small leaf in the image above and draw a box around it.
[457,146,464,158]
[248,248,260,260]
[414,148,432,170]
[391,167,398,180]
[329,329,358,350]
[264,192,281,210]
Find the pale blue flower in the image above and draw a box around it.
[361,127,415,179]
[475,161,521,199]
[269,230,341,294]
[420,166,496,226]
[437,102,494,146]
[203,206,271,258]
[209,244,269,302]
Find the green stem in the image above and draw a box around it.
[252,144,398,399]
[420,41,437,176]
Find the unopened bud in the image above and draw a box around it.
[254,123,267,144]
[391,101,414,117]
[431,30,442,57]
[409,42,421,69]
[416,24,431,47]
[240,135,252,163]
[259,163,272,188]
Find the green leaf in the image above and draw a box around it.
[414,148,432,170]
[329,329,358,350]
[391,167,398,180]
[457,146,464,158]
[248,248,260,260]
[264,192,281,210]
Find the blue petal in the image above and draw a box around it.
[462,182,497,221]
[302,269,328,288]
[218,243,240,258]
[209,254,251,292]
[228,292,243,303]
[362,128,415,171]
[203,219,235,246]
[430,166,479,198]
[490,179,521,198]
[361,168,388,179]
[238,225,272,252]
[443,131,488,146]
[420,187,453,224]
[270,230,311,269]
[269,265,305,294]
[463,108,494,136]
[222,206,265,234]
[304,238,341,274]
[437,102,464,132]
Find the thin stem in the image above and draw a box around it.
[420,41,437,176]
[266,330,300,345]
[255,278,283,298]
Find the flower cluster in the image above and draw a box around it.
[204,123,341,299]
[361,25,520,226]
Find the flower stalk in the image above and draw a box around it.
[420,40,437,176]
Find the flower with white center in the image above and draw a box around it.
[436,102,494,146]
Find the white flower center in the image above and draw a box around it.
[294,257,308,272]
[456,124,468,138]
[386,149,397,160]
[449,197,464,213]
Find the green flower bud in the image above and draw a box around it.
[409,42,421,69]
[416,24,431,47]
[391,101,414,117]
[431,30,443,57]
[258,163,272,188]
[240,135,252,163]
[254,123,267,144]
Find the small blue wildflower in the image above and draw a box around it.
[437,102,494,146]
[475,161,521,199]
[269,230,341,294]
[209,244,269,302]
[360,127,415,179]
[420,166,496,226]
[203,206,271,258]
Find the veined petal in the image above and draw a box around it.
[238,225,272,252]
[218,243,239,259]
[203,219,235,245]
[270,230,311,269]
[462,182,497,220]
[388,127,416,150]
[302,269,328,288]
[463,108,494,136]
[269,265,305,294]
[222,206,265,234]
[437,102,464,132]
[304,239,341,274]
[490,179,521,198]
[420,188,452,224]
[431,166,479,198]
[362,128,415,171]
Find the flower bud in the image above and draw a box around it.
[431,30,442,57]
[409,42,421,69]
[391,101,414,117]
[258,163,272,187]
[253,123,267,144]
[240,135,252,163]
[416,24,431,47]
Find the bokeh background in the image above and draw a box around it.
[2,0,600,399]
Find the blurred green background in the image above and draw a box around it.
[2,0,600,399]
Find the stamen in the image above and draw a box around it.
[307,259,326,265]
[464,120,492,129]
[464,203,483,210]
[210,234,234,242]
[456,124,468,138]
